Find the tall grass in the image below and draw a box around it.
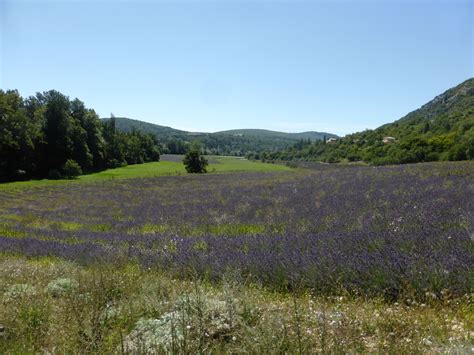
[0,255,472,353]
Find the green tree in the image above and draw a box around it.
[43,90,73,173]
[82,110,107,170]
[0,90,162,182]
[166,139,188,154]
[102,116,126,168]
[183,143,208,173]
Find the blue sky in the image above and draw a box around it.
[1,0,472,135]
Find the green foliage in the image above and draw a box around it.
[0,157,292,190]
[0,90,40,181]
[261,78,474,165]
[106,117,337,156]
[183,144,209,173]
[166,138,189,154]
[125,294,239,353]
[62,160,82,179]
[45,278,78,297]
[0,91,161,182]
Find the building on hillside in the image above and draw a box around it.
[326,137,337,144]
[382,136,396,144]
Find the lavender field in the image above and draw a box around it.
[1,161,473,300]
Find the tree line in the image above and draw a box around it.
[252,123,474,165]
[0,90,160,182]
[110,116,326,157]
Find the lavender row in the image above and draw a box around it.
[1,226,471,299]
[0,161,473,299]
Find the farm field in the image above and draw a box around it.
[0,155,292,190]
[0,160,473,353]
[3,0,473,352]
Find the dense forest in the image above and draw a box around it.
[255,78,474,164]
[106,117,336,156]
[0,90,160,182]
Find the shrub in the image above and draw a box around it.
[62,160,82,179]
[448,144,468,161]
[124,313,183,353]
[45,278,79,297]
[124,293,240,352]
[183,149,208,173]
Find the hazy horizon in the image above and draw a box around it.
[1,0,472,136]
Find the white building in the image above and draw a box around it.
[382,136,396,144]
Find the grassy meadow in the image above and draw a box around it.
[0,155,292,190]
[0,158,473,353]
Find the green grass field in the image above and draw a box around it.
[0,157,293,190]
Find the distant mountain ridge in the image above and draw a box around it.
[215,129,333,141]
[103,117,337,155]
[103,117,190,141]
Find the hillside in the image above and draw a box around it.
[260,78,474,164]
[103,117,193,141]
[215,129,335,141]
[103,117,337,156]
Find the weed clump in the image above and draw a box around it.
[3,284,37,302]
[45,278,79,297]
[124,293,240,353]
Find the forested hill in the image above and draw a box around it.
[214,129,333,141]
[103,117,337,156]
[104,117,191,141]
[259,78,474,164]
